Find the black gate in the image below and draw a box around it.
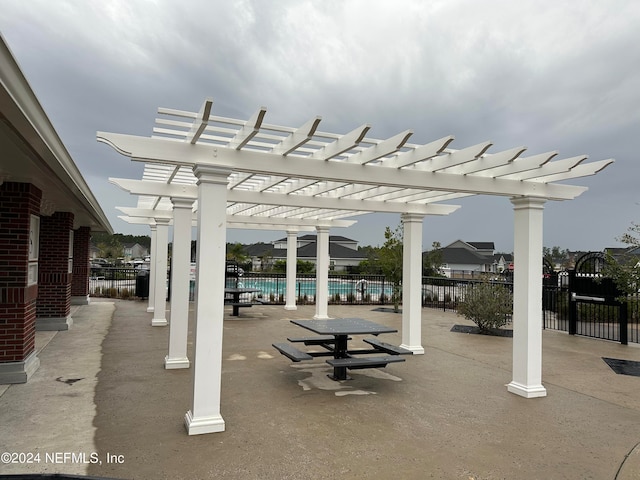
[568,252,628,344]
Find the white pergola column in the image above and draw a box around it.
[147,224,157,313]
[151,218,170,326]
[400,213,425,355]
[508,197,547,398]
[185,165,231,435]
[165,197,194,369]
[313,225,331,320]
[284,230,298,311]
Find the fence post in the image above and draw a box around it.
[620,300,628,345]
[568,270,577,335]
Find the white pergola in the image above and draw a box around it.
[98,98,613,435]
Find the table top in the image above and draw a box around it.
[290,317,397,336]
[224,287,261,294]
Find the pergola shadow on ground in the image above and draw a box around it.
[79,300,640,479]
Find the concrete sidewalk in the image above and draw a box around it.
[2,299,640,479]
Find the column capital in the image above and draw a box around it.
[401,212,425,223]
[193,165,232,186]
[315,225,330,233]
[170,197,195,210]
[510,196,547,210]
[154,217,171,225]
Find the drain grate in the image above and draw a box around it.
[602,357,640,377]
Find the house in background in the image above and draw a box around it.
[245,235,366,272]
[439,240,513,278]
[123,242,149,262]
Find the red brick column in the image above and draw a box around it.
[0,182,42,383]
[36,212,74,331]
[71,226,91,305]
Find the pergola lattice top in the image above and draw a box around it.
[102,98,613,225]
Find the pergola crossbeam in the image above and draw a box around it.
[186,98,213,144]
[310,124,371,160]
[500,155,587,181]
[439,146,526,175]
[344,129,413,165]
[416,141,493,172]
[527,158,614,183]
[271,116,322,156]
[475,151,558,178]
[384,135,455,168]
[229,107,267,150]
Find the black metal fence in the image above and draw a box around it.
[222,272,391,305]
[89,267,140,299]
[420,276,513,311]
[89,267,640,345]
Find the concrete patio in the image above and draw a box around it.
[2,298,640,479]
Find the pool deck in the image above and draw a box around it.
[2,298,640,479]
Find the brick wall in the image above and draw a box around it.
[37,212,74,320]
[71,226,91,297]
[0,182,42,363]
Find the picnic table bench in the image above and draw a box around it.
[326,356,406,369]
[272,343,313,362]
[224,287,261,316]
[273,318,413,380]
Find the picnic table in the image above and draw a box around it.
[273,317,412,380]
[224,287,261,316]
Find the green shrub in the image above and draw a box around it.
[458,280,513,331]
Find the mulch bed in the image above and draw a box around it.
[602,357,640,377]
[450,324,513,337]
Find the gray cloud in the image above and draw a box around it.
[1,0,638,250]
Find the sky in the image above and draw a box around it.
[1,0,639,252]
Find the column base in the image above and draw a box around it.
[165,356,190,369]
[71,295,90,305]
[36,316,73,331]
[400,344,425,355]
[184,409,225,435]
[151,318,168,327]
[507,381,547,398]
[146,306,155,313]
[284,305,297,311]
[0,351,41,384]
[313,314,332,320]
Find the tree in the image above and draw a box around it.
[543,246,570,269]
[423,241,444,276]
[94,236,123,262]
[273,259,315,273]
[377,224,404,312]
[226,243,248,263]
[602,223,640,298]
